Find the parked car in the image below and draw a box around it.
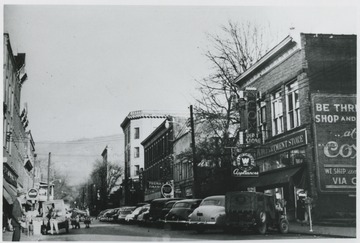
[148,198,183,225]
[225,191,289,234]
[97,209,111,220]
[188,195,226,233]
[99,208,119,222]
[159,200,181,222]
[125,204,150,224]
[165,199,202,229]
[137,206,150,226]
[41,200,70,235]
[117,206,136,223]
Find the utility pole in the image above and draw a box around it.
[190,105,198,198]
[47,152,51,201]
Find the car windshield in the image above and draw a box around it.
[201,198,224,206]
[174,202,190,208]
[165,202,176,209]
[132,207,143,215]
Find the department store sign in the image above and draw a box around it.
[312,94,356,193]
[256,129,307,159]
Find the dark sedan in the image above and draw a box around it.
[165,199,202,229]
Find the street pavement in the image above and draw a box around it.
[1,219,357,241]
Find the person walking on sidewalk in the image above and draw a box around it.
[48,203,59,235]
[296,196,306,225]
[11,189,26,241]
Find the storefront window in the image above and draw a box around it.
[258,148,305,173]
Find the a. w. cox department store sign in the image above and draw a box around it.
[312,94,356,193]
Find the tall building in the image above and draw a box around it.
[234,33,356,222]
[3,33,36,221]
[120,110,169,205]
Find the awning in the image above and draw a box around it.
[3,187,14,204]
[3,179,17,204]
[240,165,305,189]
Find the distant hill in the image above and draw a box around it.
[35,134,124,186]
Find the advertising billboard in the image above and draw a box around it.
[312,94,356,193]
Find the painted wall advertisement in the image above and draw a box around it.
[312,94,356,193]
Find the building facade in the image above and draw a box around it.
[142,116,188,201]
[120,110,169,205]
[3,33,38,224]
[234,33,356,222]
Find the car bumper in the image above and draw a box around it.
[188,221,217,225]
[164,219,189,224]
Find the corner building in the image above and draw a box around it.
[120,110,169,205]
[234,33,356,222]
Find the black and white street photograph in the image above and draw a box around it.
[2,0,357,242]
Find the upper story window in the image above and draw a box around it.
[271,90,284,136]
[134,165,140,176]
[134,127,140,139]
[286,81,300,129]
[134,147,140,158]
[257,101,268,143]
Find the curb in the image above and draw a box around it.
[289,229,356,238]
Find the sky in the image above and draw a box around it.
[3,0,358,143]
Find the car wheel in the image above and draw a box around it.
[257,222,267,235]
[278,218,289,234]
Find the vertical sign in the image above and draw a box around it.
[312,94,356,193]
[245,88,261,144]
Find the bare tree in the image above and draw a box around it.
[195,20,273,150]
[53,172,76,203]
[88,160,123,210]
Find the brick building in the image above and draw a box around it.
[234,33,356,222]
[141,116,188,201]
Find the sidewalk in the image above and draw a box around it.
[289,221,357,238]
[2,230,44,241]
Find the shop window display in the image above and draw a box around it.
[258,148,305,173]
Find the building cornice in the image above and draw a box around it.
[235,35,299,86]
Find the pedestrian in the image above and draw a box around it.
[48,203,59,235]
[304,196,314,225]
[11,189,26,241]
[296,196,306,225]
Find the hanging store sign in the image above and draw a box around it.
[3,164,18,188]
[245,88,261,145]
[232,153,259,177]
[312,94,356,193]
